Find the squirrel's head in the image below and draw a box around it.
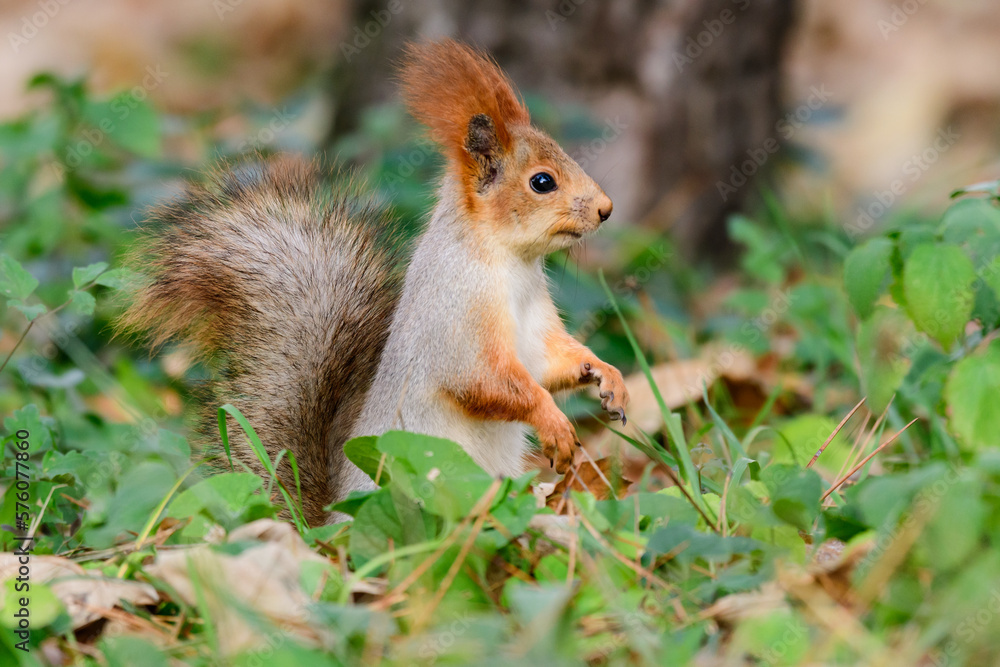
[400,40,613,258]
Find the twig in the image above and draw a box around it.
[0,279,99,375]
[821,418,918,501]
[0,320,36,375]
[372,479,501,611]
[807,398,866,468]
[416,480,501,627]
[577,511,673,592]
[566,502,578,588]
[652,457,719,533]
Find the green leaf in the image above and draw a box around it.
[72,261,109,288]
[94,268,129,290]
[945,339,1000,450]
[100,636,170,667]
[66,290,97,316]
[3,405,55,452]
[951,180,1000,198]
[10,300,47,321]
[646,524,760,565]
[377,431,494,520]
[168,472,265,523]
[761,464,822,532]
[978,255,1000,303]
[939,198,1000,252]
[2,580,62,629]
[844,238,893,318]
[919,473,985,572]
[505,581,573,626]
[348,487,434,570]
[328,489,379,518]
[769,415,850,472]
[902,243,975,348]
[856,307,915,414]
[83,94,161,157]
[0,254,38,301]
[731,609,810,665]
[343,436,390,485]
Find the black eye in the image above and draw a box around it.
[529,172,557,194]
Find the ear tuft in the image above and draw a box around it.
[465,114,502,188]
[398,40,530,173]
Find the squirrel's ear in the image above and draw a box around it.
[465,114,503,188]
[399,40,529,176]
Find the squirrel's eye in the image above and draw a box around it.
[529,172,557,194]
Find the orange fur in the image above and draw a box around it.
[542,329,629,420]
[443,330,579,474]
[399,40,530,177]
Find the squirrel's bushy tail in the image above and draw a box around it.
[120,156,401,525]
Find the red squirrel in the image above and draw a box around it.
[123,40,629,525]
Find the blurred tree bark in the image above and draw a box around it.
[325,0,797,260]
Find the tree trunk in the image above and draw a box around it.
[325,0,798,260]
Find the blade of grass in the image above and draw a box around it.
[186,556,219,657]
[118,463,200,578]
[807,397,866,469]
[702,382,747,462]
[821,418,918,501]
[218,404,307,532]
[730,456,760,488]
[747,381,784,432]
[597,270,712,520]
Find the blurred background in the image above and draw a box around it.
[1,0,999,497]
[7,5,1000,662]
[3,0,998,256]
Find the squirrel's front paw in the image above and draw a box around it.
[534,406,579,474]
[581,361,630,425]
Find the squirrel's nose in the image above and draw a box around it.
[596,195,613,223]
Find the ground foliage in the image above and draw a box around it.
[2,75,1000,666]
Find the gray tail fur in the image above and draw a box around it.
[120,156,402,525]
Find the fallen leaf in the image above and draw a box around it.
[0,554,158,629]
[144,518,332,656]
[546,457,626,512]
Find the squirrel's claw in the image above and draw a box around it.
[584,360,630,428]
[536,405,578,475]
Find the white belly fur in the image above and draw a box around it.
[354,221,555,481]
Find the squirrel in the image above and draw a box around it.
[121,40,629,526]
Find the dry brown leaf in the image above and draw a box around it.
[589,348,754,451]
[144,518,331,656]
[0,554,157,629]
[546,457,625,512]
[700,582,789,624]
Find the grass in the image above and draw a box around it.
[3,72,1000,666]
